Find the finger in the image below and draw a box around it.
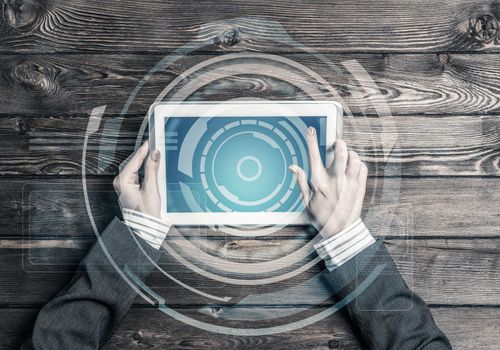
[306,127,325,184]
[289,165,312,205]
[346,150,361,178]
[347,162,368,224]
[330,140,348,176]
[121,141,149,178]
[357,162,368,197]
[143,149,160,193]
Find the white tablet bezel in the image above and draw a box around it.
[150,101,343,226]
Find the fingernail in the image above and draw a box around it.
[308,127,315,135]
[151,150,160,161]
[289,165,297,174]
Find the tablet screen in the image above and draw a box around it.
[164,116,326,214]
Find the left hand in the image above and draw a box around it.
[113,141,161,218]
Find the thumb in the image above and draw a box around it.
[289,165,311,206]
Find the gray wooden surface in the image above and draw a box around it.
[0,1,499,349]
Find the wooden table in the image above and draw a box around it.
[0,1,499,349]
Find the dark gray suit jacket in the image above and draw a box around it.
[22,218,451,349]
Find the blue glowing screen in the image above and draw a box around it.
[165,116,326,213]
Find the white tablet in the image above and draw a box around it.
[150,101,342,226]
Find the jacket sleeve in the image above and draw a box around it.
[321,239,452,350]
[22,218,162,350]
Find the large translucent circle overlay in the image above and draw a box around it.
[84,33,398,336]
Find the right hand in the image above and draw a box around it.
[289,128,368,238]
[113,141,161,218]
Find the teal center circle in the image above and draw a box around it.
[212,131,285,205]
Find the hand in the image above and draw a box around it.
[289,128,367,239]
[113,141,161,218]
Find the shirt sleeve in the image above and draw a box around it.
[122,208,171,250]
[314,218,375,271]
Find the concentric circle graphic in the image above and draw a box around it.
[82,17,406,336]
[180,116,307,213]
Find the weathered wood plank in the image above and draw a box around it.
[0,307,363,350]
[1,238,499,306]
[0,0,498,53]
[105,308,363,350]
[0,307,498,350]
[1,54,500,116]
[3,177,496,239]
[105,307,500,350]
[0,115,498,177]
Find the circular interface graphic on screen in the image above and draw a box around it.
[166,116,326,214]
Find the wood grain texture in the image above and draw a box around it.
[0,307,498,350]
[1,54,500,116]
[0,114,498,176]
[105,307,500,350]
[1,238,499,306]
[0,0,499,53]
[0,0,499,347]
[1,177,498,238]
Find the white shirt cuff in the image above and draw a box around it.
[314,219,375,271]
[122,209,170,250]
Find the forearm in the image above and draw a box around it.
[317,222,451,349]
[22,218,162,350]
